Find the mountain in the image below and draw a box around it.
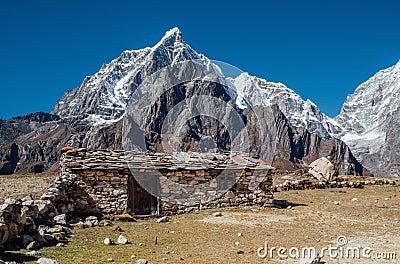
[335,61,400,177]
[51,27,209,125]
[0,27,367,176]
[230,62,400,177]
[228,73,342,139]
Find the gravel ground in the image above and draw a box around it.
[0,173,56,203]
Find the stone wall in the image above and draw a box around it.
[45,147,274,216]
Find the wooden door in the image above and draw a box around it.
[128,174,158,215]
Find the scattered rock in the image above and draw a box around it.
[37,258,60,264]
[106,258,114,262]
[99,219,113,226]
[136,259,148,264]
[237,250,244,254]
[117,235,128,244]
[113,226,124,232]
[85,215,97,222]
[53,214,67,225]
[234,241,240,245]
[130,255,136,259]
[333,201,340,205]
[26,241,40,250]
[26,250,42,256]
[351,198,358,202]
[213,212,223,217]
[85,216,99,226]
[56,243,65,247]
[156,216,169,223]
[48,225,64,234]
[104,238,114,245]
[138,242,146,246]
[237,232,243,237]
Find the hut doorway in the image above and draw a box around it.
[128,174,158,215]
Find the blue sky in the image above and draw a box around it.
[1,0,399,119]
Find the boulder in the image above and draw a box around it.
[308,157,338,181]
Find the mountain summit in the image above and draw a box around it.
[51,27,203,125]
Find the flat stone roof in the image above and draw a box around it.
[61,148,274,171]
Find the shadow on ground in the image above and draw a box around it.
[1,251,37,262]
[274,199,308,209]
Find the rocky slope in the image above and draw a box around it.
[0,28,367,176]
[335,61,400,177]
[228,73,342,139]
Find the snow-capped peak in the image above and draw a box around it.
[229,72,340,138]
[51,27,204,125]
[334,61,400,176]
[157,27,184,45]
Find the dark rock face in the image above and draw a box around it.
[0,143,19,175]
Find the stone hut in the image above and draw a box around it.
[45,148,274,216]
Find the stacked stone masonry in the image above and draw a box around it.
[47,147,274,216]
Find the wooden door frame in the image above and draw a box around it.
[128,173,159,216]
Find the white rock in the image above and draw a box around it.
[37,258,60,264]
[117,235,128,244]
[308,157,337,181]
[104,238,114,245]
[213,212,223,217]
[136,259,148,264]
[333,201,340,205]
[26,250,42,256]
[156,216,169,223]
[53,214,67,225]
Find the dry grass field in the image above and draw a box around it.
[0,173,56,203]
[0,175,399,263]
